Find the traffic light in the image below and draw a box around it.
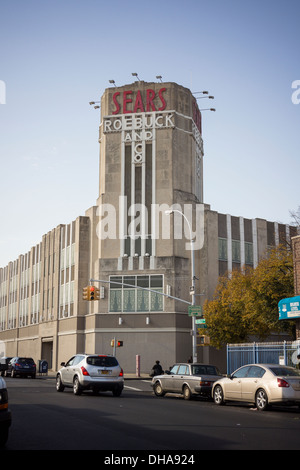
[90,286,95,300]
[82,285,100,301]
[94,287,100,300]
[117,341,123,347]
[82,286,89,301]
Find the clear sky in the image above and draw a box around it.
[0,0,299,267]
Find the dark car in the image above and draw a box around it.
[0,358,12,377]
[152,363,222,400]
[5,357,36,378]
[0,377,11,447]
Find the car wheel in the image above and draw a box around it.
[255,388,269,411]
[183,385,192,400]
[213,385,225,406]
[56,375,65,392]
[154,381,165,397]
[73,376,82,395]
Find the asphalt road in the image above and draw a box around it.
[3,376,300,451]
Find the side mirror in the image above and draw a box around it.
[60,362,66,367]
[164,370,171,375]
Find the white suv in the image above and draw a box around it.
[56,354,124,396]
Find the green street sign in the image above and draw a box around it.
[195,318,206,324]
[188,306,203,317]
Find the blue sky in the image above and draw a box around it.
[0,0,299,267]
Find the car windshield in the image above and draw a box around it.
[192,365,221,376]
[269,366,300,377]
[86,356,118,367]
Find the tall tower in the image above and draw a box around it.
[91,81,204,368]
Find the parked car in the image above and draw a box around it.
[152,363,222,400]
[5,357,36,378]
[0,358,12,377]
[212,363,300,411]
[0,377,11,447]
[56,354,124,396]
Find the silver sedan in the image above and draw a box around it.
[152,363,222,400]
[212,363,300,411]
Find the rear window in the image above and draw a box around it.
[86,356,118,367]
[269,366,300,377]
[192,365,221,376]
[19,358,35,364]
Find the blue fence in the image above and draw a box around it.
[226,341,300,374]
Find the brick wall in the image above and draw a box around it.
[292,235,300,338]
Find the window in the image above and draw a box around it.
[170,365,179,375]
[109,275,163,312]
[218,238,227,260]
[178,365,189,375]
[232,240,240,263]
[247,366,265,378]
[245,242,253,265]
[87,356,118,367]
[232,366,251,378]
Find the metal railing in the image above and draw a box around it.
[226,341,300,374]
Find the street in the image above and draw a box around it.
[3,376,300,451]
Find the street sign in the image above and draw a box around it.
[195,318,206,324]
[279,296,300,320]
[188,305,203,317]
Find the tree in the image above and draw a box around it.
[204,244,295,349]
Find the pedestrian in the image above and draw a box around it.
[150,360,163,377]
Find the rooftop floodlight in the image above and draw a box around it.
[89,101,95,105]
[132,72,140,81]
[156,75,163,82]
[196,95,214,99]
[199,108,216,111]
[109,79,116,86]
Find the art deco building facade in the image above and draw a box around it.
[0,81,297,372]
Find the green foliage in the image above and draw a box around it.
[204,245,295,348]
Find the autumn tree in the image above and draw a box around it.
[204,244,295,349]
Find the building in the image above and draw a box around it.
[0,80,297,373]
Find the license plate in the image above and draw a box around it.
[99,370,110,375]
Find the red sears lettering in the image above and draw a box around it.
[112,88,167,115]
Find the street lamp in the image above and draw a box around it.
[89,100,100,109]
[132,72,141,81]
[196,95,214,100]
[165,209,197,363]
